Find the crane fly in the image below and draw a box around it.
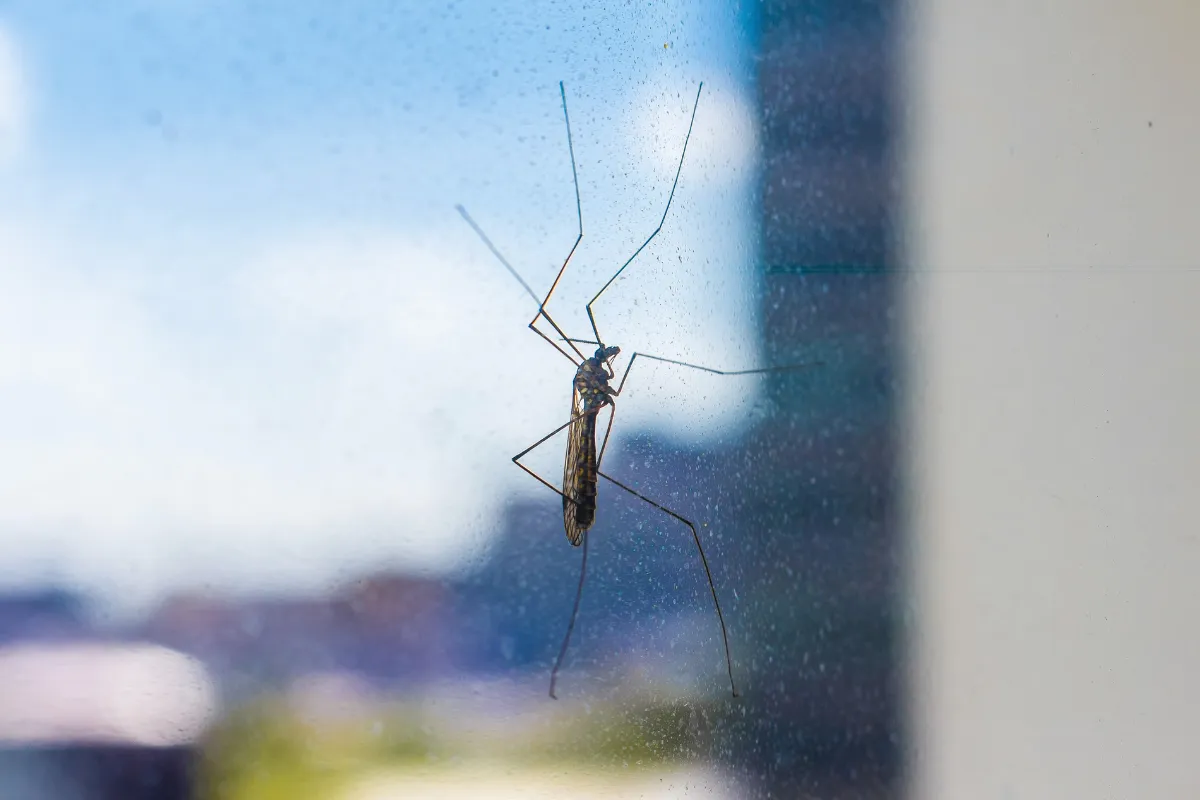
[562,344,617,546]
[456,81,818,699]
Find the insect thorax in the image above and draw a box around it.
[574,356,613,408]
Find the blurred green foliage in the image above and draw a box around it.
[197,691,728,799]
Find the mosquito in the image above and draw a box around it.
[456,81,817,699]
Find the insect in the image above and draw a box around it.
[457,82,816,699]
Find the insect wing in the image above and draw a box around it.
[561,387,598,546]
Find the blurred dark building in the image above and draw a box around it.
[0,747,193,800]
[0,590,201,800]
[143,573,454,696]
[0,589,87,642]
[743,0,902,795]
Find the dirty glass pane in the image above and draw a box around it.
[0,2,900,798]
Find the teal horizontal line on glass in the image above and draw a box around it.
[765,264,891,275]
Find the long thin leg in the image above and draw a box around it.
[455,204,584,367]
[510,404,608,501]
[509,405,607,700]
[519,80,589,364]
[455,80,588,366]
[531,82,584,325]
[455,204,540,305]
[549,529,589,699]
[595,401,618,471]
[598,469,738,698]
[585,83,704,348]
[612,351,823,396]
[590,351,820,468]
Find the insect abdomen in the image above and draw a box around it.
[572,482,597,527]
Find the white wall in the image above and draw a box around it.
[906,0,1200,797]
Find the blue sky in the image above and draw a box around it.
[0,2,773,617]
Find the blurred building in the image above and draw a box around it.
[0,598,212,800]
[142,572,454,696]
[751,0,902,794]
[0,589,88,643]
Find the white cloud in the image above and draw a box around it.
[0,222,560,612]
[0,73,769,617]
[624,79,759,191]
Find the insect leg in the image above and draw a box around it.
[591,348,819,468]
[600,351,772,467]
[611,351,823,396]
[510,405,605,501]
[456,81,588,366]
[584,83,704,349]
[455,204,584,367]
[530,82,585,339]
[510,404,607,699]
[549,529,588,700]
[597,468,738,698]
[595,400,618,472]
[593,349,819,467]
